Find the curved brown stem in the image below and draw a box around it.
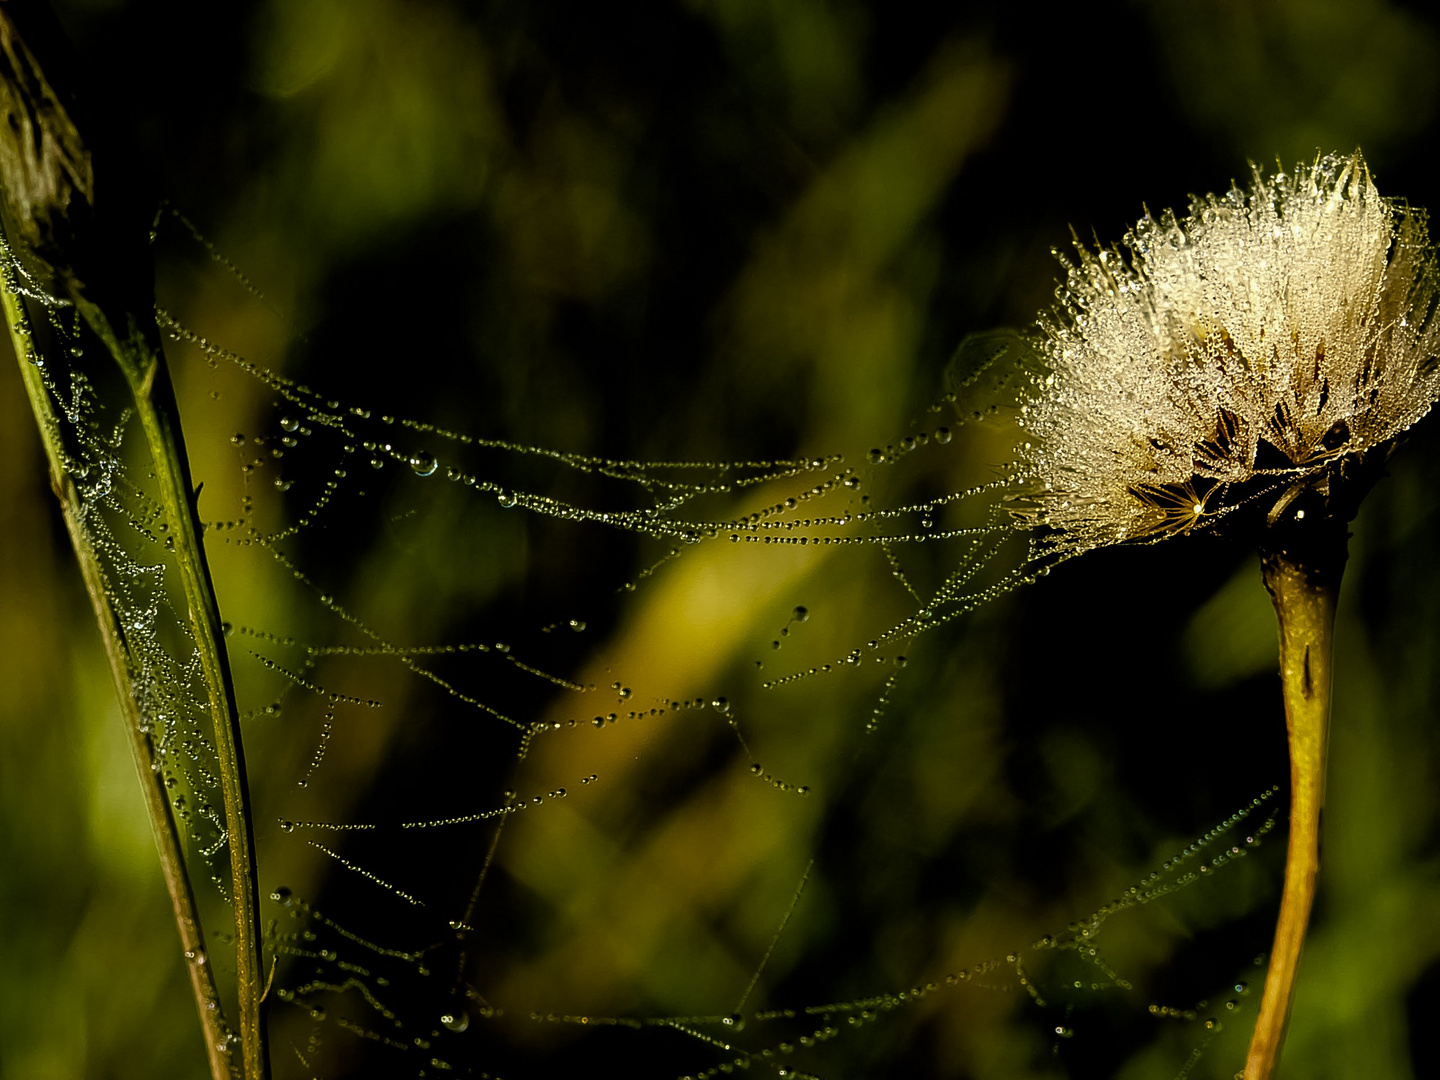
[1245,535,1344,1079]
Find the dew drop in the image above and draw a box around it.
[279,416,299,432]
[791,606,809,622]
[410,451,438,477]
[440,1012,469,1033]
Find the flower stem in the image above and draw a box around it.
[1245,530,1345,1079]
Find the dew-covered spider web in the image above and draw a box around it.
[13,202,1309,1080]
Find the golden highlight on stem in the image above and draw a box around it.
[1246,540,1343,1080]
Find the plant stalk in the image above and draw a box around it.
[0,6,268,1075]
[1245,534,1344,1079]
[75,295,270,1080]
[0,253,239,1080]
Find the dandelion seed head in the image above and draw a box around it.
[1011,152,1440,556]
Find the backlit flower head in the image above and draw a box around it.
[1011,152,1440,558]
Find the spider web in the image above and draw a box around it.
[12,213,1284,1080]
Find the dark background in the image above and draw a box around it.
[4,1,1440,1077]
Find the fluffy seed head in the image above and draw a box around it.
[1011,152,1440,557]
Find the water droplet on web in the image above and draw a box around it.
[279,416,299,432]
[410,451,438,477]
[273,478,291,492]
[440,1012,469,1033]
[792,606,809,622]
[868,448,886,464]
[271,886,293,905]
[569,619,586,632]
[497,491,517,508]
[712,697,730,714]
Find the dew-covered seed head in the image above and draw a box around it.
[1011,152,1440,557]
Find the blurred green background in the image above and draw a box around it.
[5,1,1440,1077]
